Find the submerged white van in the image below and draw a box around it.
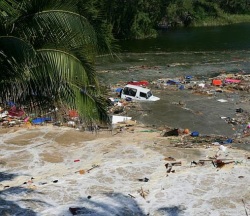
[120,84,160,101]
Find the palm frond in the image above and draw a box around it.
[31,49,109,123]
[0,1,112,124]
[0,36,36,72]
[16,10,97,51]
[73,85,110,124]
[69,47,98,87]
[36,49,89,86]
[0,36,37,104]
[0,0,20,19]
[21,0,78,15]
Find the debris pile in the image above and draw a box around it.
[152,72,250,96]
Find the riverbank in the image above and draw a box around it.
[0,124,249,215]
[192,15,250,27]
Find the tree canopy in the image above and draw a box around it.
[76,0,250,39]
[0,0,249,124]
[0,0,116,124]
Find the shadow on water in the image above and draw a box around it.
[64,193,184,216]
[0,171,50,216]
[1,174,185,216]
[65,193,144,215]
[157,206,184,216]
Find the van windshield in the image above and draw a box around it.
[147,91,152,98]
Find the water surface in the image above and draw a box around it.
[97,23,250,137]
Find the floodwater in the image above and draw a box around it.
[97,23,250,137]
[1,127,249,215]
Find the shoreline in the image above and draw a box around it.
[0,124,249,215]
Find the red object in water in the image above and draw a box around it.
[8,106,25,117]
[127,80,149,86]
[74,159,80,162]
[69,110,78,118]
[212,79,222,86]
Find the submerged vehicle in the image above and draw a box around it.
[120,84,160,101]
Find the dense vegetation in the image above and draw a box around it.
[0,0,249,125]
[78,0,250,39]
[0,0,115,124]
[162,0,250,28]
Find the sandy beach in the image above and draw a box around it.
[0,124,249,216]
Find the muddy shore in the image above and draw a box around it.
[1,71,250,215]
[0,124,249,215]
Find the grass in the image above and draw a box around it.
[192,14,250,27]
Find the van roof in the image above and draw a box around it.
[124,84,151,92]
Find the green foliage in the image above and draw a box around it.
[2,0,247,41]
[0,0,112,124]
[100,0,162,39]
[162,0,250,28]
[77,0,118,55]
[217,0,250,14]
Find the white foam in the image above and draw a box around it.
[0,127,249,215]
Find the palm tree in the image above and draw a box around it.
[0,0,113,124]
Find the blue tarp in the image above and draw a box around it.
[6,101,15,107]
[32,117,52,125]
[115,88,122,93]
[166,80,180,85]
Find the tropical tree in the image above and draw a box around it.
[215,0,250,14]
[100,0,163,39]
[0,0,114,124]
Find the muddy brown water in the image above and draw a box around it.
[97,23,250,150]
[136,89,239,136]
[99,59,249,137]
